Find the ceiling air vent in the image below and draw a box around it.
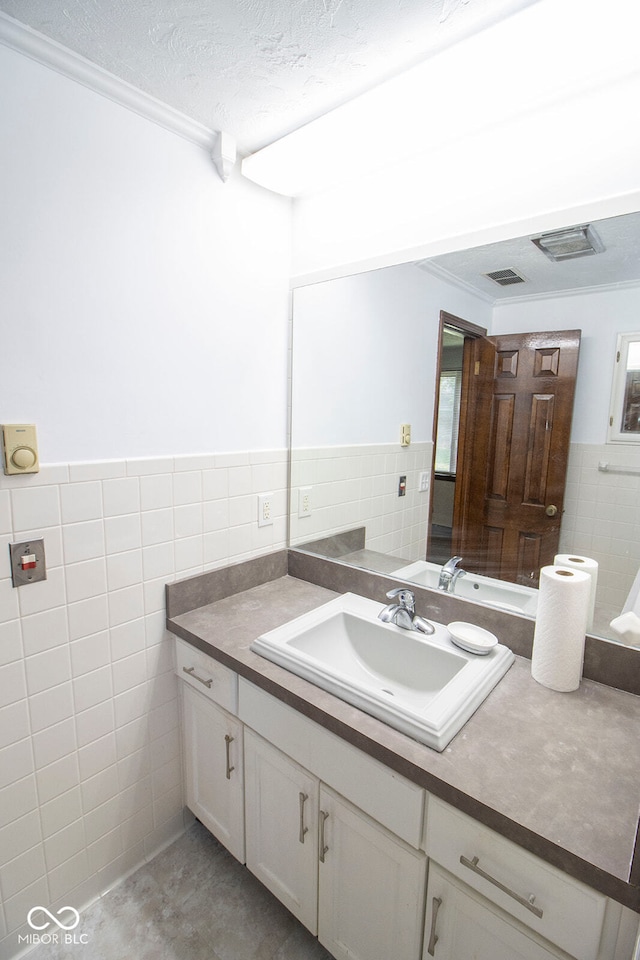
[531,224,604,262]
[484,268,527,287]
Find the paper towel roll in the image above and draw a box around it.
[554,554,598,631]
[531,566,591,692]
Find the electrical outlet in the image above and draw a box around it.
[419,471,430,492]
[298,487,312,518]
[258,493,273,527]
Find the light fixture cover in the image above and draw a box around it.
[531,224,604,261]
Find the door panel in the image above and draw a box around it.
[454,329,580,585]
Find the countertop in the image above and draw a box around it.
[167,574,640,911]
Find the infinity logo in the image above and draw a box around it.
[27,907,80,931]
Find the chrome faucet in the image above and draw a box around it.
[378,587,435,634]
[438,556,467,593]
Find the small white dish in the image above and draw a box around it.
[447,621,498,655]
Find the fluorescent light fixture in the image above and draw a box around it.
[531,224,604,261]
[241,0,640,198]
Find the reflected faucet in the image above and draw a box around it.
[378,587,435,634]
[438,556,467,593]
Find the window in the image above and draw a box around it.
[434,369,462,473]
[608,333,640,443]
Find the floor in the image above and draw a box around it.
[25,821,334,960]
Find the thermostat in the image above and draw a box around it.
[2,424,39,475]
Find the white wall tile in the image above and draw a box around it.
[70,630,110,677]
[143,577,169,615]
[106,550,143,591]
[14,525,64,568]
[0,619,22,667]
[86,826,122,874]
[21,606,68,658]
[66,558,108,603]
[0,489,11,533]
[174,535,203,573]
[113,682,149,728]
[0,811,41,866]
[140,474,173,511]
[0,776,38,831]
[110,618,146,662]
[174,503,202,538]
[0,700,30,750]
[0,660,27,707]
[2,876,49,935]
[17,567,66,618]
[44,818,86,872]
[202,468,229,501]
[115,716,148,760]
[28,682,74,733]
[141,508,173,546]
[83,795,122,846]
[69,462,126,482]
[32,717,77,768]
[67,596,109,642]
[173,471,202,505]
[63,520,105,564]
[142,542,174,581]
[112,650,147,696]
[108,584,144,627]
[0,844,47,900]
[36,754,80,805]
[25,645,71,696]
[73,665,113,713]
[0,578,21,625]
[75,700,115,750]
[48,849,91,901]
[60,482,103,524]
[40,787,83,837]
[81,766,120,814]
[104,514,142,554]
[11,486,60,531]
[102,477,140,517]
[78,733,117,781]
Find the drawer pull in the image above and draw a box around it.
[299,792,309,844]
[319,810,329,863]
[426,896,442,956]
[224,734,235,779]
[460,855,543,919]
[183,666,213,689]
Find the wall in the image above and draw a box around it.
[0,44,291,462]
[0,44,291,960]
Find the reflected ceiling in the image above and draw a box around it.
[421,212,640,302]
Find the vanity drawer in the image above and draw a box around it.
[426,797,606,960]
[238,678,425,848]
[175,638,237,713]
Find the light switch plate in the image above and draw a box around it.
[9,539,47,587]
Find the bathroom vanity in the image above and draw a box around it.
[166,556,640,960]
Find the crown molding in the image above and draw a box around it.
[415,259,496,305]
[0,11,216,151]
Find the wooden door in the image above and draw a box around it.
[453,330,580,585]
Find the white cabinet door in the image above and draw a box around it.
[424,864,563,960]
[318,786,426,960]
[244,730,319,934]
[181,681,245,862]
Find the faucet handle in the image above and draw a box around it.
[385,587,415,610]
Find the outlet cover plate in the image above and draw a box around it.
[9,539,47,587]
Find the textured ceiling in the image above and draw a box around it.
[424,212,640,301]
[0,0,534,153]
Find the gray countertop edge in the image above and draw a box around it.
[167,599,640,914]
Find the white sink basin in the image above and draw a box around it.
[392,561,539,617]
[250,593,514,751]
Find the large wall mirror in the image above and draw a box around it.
[289,210,640,646]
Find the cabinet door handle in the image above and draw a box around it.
[224,734,235,779]
[298,792,309,844]
[426,896,442,956]
[183,665,213,689]
[319,810,329,863]
[460,855,543,918]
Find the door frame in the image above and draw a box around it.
[429,311,487,560]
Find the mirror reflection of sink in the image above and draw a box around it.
[250,593,514,751]
[392,561,539,617]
